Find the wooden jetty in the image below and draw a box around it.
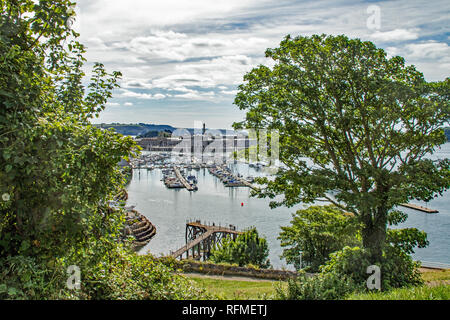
[171,220,242,261]
[235,176,257,190]
[399,203,439,213]
[174,166,195,191]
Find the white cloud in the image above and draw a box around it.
[173,91,215,101]
[122,80,153,90]
[124,102,134,106]
[153,93,166,100]
[116,31,268,63]
[221,90,238,95]
[77,0,271,35]
[404,41,450,60]
[385,41,450,80]
[118,89,166,100]
[77,0,449,126]
[370,29,419,42]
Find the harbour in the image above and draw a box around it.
[126,144,450,269]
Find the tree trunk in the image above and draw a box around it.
[361,210,387,263]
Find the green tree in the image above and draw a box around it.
[0,0,207,300]
[0,0,135,259]
[279,205,361,272]
[234,34,450,263]
[209,228,271,268]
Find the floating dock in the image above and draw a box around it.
[399,203,439,213]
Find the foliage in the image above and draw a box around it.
[121,166,133,186]
[0,255,70,299]
[276,271,357,300]
[277,244,424,300]
[321,245,423,290]
[0,0,206,300]
[233,34,450,262]
[279,205,361,271]
[0,250,210,300]
[209,228,271,268]
[0,0,135,257]
[277,205,428,299]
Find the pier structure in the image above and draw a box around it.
[234,175,257,190]
[171,220,242,261]
[399,203,439,213]
[173,166,195,191]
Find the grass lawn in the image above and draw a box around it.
[185,268,449,300]
[347,284,450,300]
[419,268,450,284]
[186,275,286,300]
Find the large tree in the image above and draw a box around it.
[0,0,135,257]
[0,1,208,300]
[233,34,450,262]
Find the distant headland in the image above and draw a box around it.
[94,123,450,142]
[93,123,237,137]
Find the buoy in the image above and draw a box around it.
[241,202,244,207]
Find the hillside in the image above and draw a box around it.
[94,123,238,136]
[93,123,176,136]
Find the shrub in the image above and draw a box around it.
[0,255,69,300]
[276,272,357,300]
[209,228,271,268]
[279,205,361,272]
[277,245,424,300]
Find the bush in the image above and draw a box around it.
[277,245,424,300]
[77,251,209,300]
[209,228,271,268]
[276,272,357,300]
[0,250,210,300]
[322,245,423,291]
[279,205,361,272]
[0,256,69,300]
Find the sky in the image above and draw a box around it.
[74,0,450,129]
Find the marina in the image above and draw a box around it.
[130,152,257,192]
[127,145,450,268]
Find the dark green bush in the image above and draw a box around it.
[279,205,361,272]
[276,272,357,300]
[209,227,271,268]
[277,245,424,300]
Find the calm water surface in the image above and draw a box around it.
[127,144,450,268]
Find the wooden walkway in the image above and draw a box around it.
[235,176,257,190]
[171,221,242,260]
[174,166,194,191]
[399,203,439,213]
